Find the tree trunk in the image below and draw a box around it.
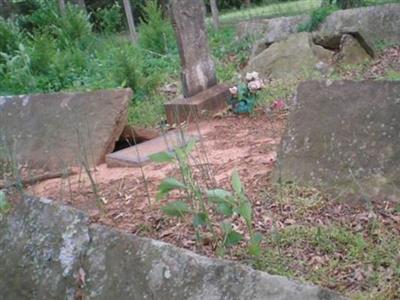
[210,0,220,30]
[123,0,137,43]
[0,0,13,19]
[159,0,170,18]
[244,0,251,7]
[58,0,66,15]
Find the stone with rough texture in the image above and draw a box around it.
[170,0,217,98]
[237,15,310,43]
[314,4,400,55]
[165,84,230,125]
[249,15,311,57]
[0,196,344,300]
[0,89,131,173]
[274,80,400,200]
[236,19,269,40]
[246,33,327,79]
[0,197,90,300]
[336,34,371,65]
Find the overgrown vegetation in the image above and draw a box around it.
[0,0,254,127]
[0,191,11,216]
[297,5,338,32]
[250,183,400,299]
[150,139,262,256]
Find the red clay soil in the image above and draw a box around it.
[28,109,286,257]
[21,109,400,296]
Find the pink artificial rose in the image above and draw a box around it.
[271,99,286,110]
[229,86,238,96]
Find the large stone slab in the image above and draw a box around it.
[0,89,131,173]
[0,196,344,299]
[314,4,400,55]
[165,84,230,125]
[236,15,309,42]
[106,129,198,168]
[0,197,90,299]
[274,80,400,200]
[170,0,217,98]
[246,33,333,79]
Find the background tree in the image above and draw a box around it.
[122,0,137,42]
[58,0,66,15]
[210,0,220,30]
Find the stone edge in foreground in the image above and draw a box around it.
[0,196,344,300]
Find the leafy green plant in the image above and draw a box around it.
[297,5,338,32]
[0,18,20,62]
[150,142,262,256]
[95,3,123,34]
[138,0,176,55]
[207,170,263,255]
[56,4,94,50]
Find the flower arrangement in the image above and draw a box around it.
[228,72,265,114]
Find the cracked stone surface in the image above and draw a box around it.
[0,196,344,300]
[274,80,400,200]
[0,89,131,173]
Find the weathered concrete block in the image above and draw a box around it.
[165,84,230,125]
[274,80,400,200]
[106,130,198,168]
[0,89,132,173]
[170,0,217,98]
[0,196,344,300]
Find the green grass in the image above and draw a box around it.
[217,0,399,25]
[254,225,400,298]
[249,184,400,299]
[218,0,322,24]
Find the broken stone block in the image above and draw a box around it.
[105,129,198,168]
[0,89,132,173]
[336,34,371,65]
[274,80,400,201]
[170,0,217,98]
[0,195,345,300]
[164,84,230,125]
[315,4,400,55]
[246,33,321,80]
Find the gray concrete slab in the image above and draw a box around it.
[105,130,198,167]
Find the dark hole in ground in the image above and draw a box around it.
[112,126,160,153]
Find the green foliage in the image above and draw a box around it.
[156,177,187,200]
[150,142,261,256]
[298,5,338,32]
[94,3,123,34]
[0,18,20,61]
[161,201,191,217]
[16,0,59,33]
[385,70,400,81]
[209,26,254,82]
[111,42,143,90]
[0,191,11,215]
[334,0,364,9]
[0,44,37,94]
[138,0,176,55]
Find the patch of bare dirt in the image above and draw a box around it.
[27,110,285,257]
